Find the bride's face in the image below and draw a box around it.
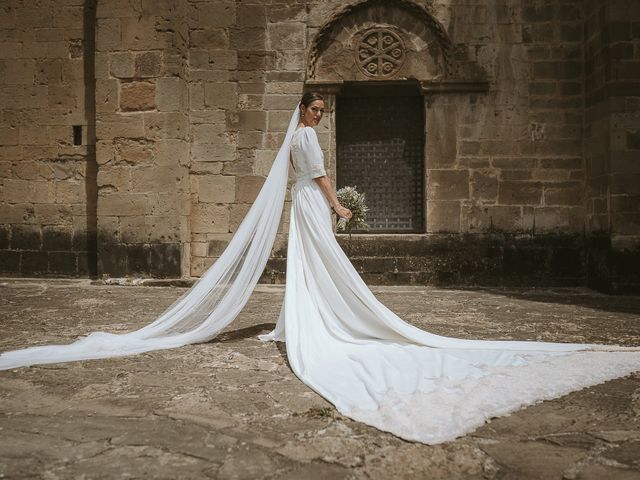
[300,100,324,127]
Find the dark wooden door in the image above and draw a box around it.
[337,88,424,232]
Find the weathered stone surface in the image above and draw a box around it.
[191,203,229,234]
[0,281,639,479]
[204,82,238,110]
[96,18,120,51]
[2,0,640,287]
[189,2,236,29]
[229,27,265,50]
[543,182,583,206]
[427,200,460,233]
[191,143,236,164]
[471,170,499,202]
[229,111,267,132]
[119,81,156,112]
[155,139,189,166]
[428,170,470,201]
[426,104,457,168]
[189,29,229,49]
[156,76,186,112]
[130,165,180,193]
[144,112,188,140]
[499,181,543,205]
[463,205,524,232]
[135,51,162,78]
[533,206,584,232]
[195,175,236,204]
[97,114,145,139]
[121,16,170,51]
[97,192,151,217]
[115,139,154,165]
[236,176,265,203]
[267,23,305,50]
[109,52,134,78]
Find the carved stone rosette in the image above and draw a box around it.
[356,27,406,78]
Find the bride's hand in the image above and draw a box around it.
[333,204,352,220]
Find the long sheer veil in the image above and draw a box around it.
[0,104,301,371]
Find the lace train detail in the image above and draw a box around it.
[344,351,640,444]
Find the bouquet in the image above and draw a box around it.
[335,186,369,236]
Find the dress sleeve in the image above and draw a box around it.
[299,127,326,178]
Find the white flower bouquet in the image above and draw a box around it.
[335,186,369,236]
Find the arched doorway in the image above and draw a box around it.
[305,0,487,237]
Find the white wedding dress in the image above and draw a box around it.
[1,105,639,444]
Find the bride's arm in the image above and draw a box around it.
[314,175,352,219]
[300,127,352,219]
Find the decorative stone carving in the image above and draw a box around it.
[356,27,405,78]
[307,0,488,92]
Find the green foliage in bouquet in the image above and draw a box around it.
[335,186,369,236]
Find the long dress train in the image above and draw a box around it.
[1,105,639,444]
[258,125,640,444]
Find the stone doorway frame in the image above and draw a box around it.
[305,0,490,236]
[304,79,489,236]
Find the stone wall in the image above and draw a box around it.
[433,0,585,235]
[1,0,639,289]
[584,0,640,292]
[185,0,312,276]
[93,0,189,277]
[0,0,96,276]
[605,2,640,248]
[584,1,609,235]
[306,0,587,235]
[182,0,593,278]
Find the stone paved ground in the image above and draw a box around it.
[1,279,639,480]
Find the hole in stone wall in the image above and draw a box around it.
[73,125,82,145]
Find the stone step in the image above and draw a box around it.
[262,233,589,287]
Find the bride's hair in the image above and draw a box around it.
[300,92,324,108]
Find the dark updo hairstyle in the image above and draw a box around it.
[300,91,324,109]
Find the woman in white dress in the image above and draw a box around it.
[1,93,639,444]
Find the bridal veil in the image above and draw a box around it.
[0,104,300,370]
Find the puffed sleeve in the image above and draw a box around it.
[299,127,326,178]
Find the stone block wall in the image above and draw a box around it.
[411,1,586,235]
[185,0,310,276]
[584,0,640,292]
[93,0,190,277]
[0,0,96,276]
[605,2,640,247]
[584,1,610,235]
[1,0,638,290]
[183,0,598,277]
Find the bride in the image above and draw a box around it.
[1,92,639,444]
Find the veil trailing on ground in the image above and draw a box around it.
[0,105,300,371]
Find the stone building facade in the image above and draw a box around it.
[1,0,639,291]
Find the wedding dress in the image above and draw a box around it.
[1,104,639,444]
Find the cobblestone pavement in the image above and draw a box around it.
[1,279,639,480]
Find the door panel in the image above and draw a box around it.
[337,93,424,232]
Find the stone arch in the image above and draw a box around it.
[307,0,487,89]
[307,0,455,83]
